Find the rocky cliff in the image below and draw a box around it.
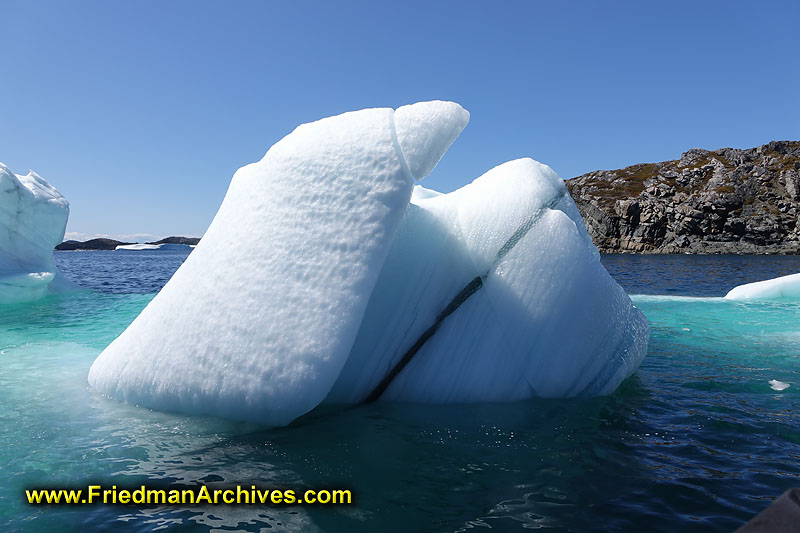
[566,141,800,254]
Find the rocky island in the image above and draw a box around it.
[56,236,200,251]
[566,141,800,254]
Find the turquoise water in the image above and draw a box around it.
[1,251,799,532]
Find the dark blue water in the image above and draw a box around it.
[57,250,800,298]
[0,251,798,532]
[602,254,800,297]
[55,250,192,294]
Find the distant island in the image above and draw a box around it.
[56,236,201,251]
[566,140,800,254]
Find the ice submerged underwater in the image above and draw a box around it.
[82,101,648,426]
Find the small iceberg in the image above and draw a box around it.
[769,379,790,391]
[0,163,72,303]
[89,101,649,426]
[115,243,161,251]
[725,272,800,300]
[115,243,194,251]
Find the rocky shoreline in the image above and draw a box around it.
[566,140,800,254]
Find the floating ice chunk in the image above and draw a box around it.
[89,103,647,427]
[115,243,193,251]
[0,163,71,303]
[725,273,800,300]
[769,379,790,391]
[88,101,470,426]
[326,158,648,404]
[115,244,161,251]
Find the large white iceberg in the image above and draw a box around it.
[89,101,470,425]
[89,101,648,426]
[0,163,71,303]
[725,273,800,300]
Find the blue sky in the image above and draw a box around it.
[1,1,798,240]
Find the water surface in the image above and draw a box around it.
[0,251,798,531]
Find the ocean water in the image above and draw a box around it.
[1,251,799,532]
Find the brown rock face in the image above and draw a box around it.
[565,141,800,254]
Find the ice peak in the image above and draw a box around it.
[393,100,469,181]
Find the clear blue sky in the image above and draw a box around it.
[2,1,798,240]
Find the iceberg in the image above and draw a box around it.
[0,163,71,304]
[89,101,648,426]
[115,243,194,251]
[769,379,790,392]
[725,272,800,300]
[115,243,161,251]
[89,101,470,426]
[326,159,647,403]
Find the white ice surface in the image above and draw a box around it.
[89,102,648,427]
[116,244,161,251]
[115,243,193,251]
[410,184,442,201]
[89,101,470,426]
[0,163,70,303]
[769,379,790,391]
[326,158,648,403]
[724,272,800,300]
[394,101,469,181]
